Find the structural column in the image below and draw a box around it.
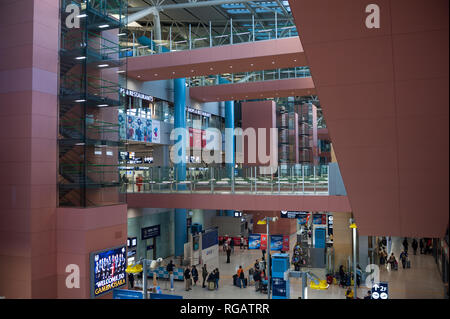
[174,78,187,257]
[225,100,235,217]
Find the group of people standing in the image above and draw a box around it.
[182,264,220,291]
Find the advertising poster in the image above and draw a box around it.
[152,120,160,144]
[260,234,268,250]
[270,235,284,251]
[90,245,127,298]
[298,213,308,225]
[282,235,290,252]
[248,234,261,249]
[313,213,323,225]
[118,112,126,140]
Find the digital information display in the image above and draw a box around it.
[90,245,127,298]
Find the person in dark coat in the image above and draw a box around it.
[128,273,134,289]
[412,239,418,255]
[191,265,199,286]
[419,238,425,254]
[226,245,232,263]
[402,238,409,253]
[202,264,208,288]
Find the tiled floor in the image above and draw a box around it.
[139,237,445,299]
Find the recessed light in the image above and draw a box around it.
[98,104,108,107]
[210,67,213,70]
[75,99,86,103]
[98,64,109,68]
[154,73,158,76]
[117,70,125,73]
[75,143,85,146]
[294,59,297,62]
[250,63,254,66]
[137,75,141,78]
[117,33,127,36]
[99,24,109,29]
[76,14,87,18]
[191,70,194,72]
[172,71,175,74]
[75,56,86,60]
[229,66,233,68]
[272,61,275,64]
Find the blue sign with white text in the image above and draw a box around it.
[113,289,143,299]
[371,282,389,299]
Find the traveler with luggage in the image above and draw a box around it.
[253,269,262,292]
[387,253,398,270]
[237,266,246,288]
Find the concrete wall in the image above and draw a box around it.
[328,162,347,196]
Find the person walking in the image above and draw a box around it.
[214,268,220,290]
[419,238,424,254]
[400,250,408,269]
[230,238,235,253]
[237,266,246,288]
[226,245,232,263]
[254,259,260,271]
[166,260,175,291]
[387,253,397,271]
[262,248,266,261]
[240,236,245,250]
[202,264,208,288]
[402,238,409,253]
[184,266,192,291]
[412,238,418,255]
[191,265,199,286]
[253,269,262,292]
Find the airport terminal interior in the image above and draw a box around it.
[0,0,448,300]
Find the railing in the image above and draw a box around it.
[188,67,311,87]
[119,164,329,195]
[60,73,120,97]
[60,163,121,185]
[61,30,121,61]
[124,18,298,58]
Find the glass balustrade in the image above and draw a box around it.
[122,20,298,58]
[119,164,329,195]
[188,67,311,87]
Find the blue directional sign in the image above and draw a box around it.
[371,282,389,299]
[113,289,143,299]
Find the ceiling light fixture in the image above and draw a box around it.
[98,64,109,68]
[75,99,86,103]
[75,56,86,60]
[99,24,109,29]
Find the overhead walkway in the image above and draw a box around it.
[127,36,306,81]
[121,164,351,211]
[190,77,315,102]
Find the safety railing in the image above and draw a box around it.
[119,164,329,195]
[188,67,311,87]
[60,73,120,97]
[123,18,298,58]
[60,163,121,186]
[61,30,121,61]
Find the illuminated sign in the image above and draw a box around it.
[90,245,127,298]
[120,87,153,102]
[141,225,160,240]
[187,107,211,118]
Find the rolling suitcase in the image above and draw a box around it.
[406,260,411,268]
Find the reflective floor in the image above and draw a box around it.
[135,237,445,299]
